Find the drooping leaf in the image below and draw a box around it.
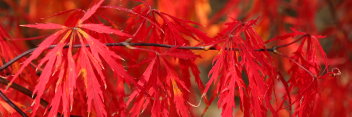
[79,0,104,23]
[9,30,66,88]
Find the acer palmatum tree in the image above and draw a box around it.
[0,0,349,117]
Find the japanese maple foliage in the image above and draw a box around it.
[0,0,350,117]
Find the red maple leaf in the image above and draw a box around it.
[7,0,133,116]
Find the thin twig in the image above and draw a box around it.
[0,90,28,117]
[274,35,307,49]
[273,52,317,79]
[0,77,81,116]
[0,77,49,107]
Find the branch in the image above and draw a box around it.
[0,42,281,72]
[0,77,81,116]
[0,77,48,107]
[0,90,28,117]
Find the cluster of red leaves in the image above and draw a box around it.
[7,1,136,116]
[0,0,350,117]
[0,24,37,117]
[203,20,276,117]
